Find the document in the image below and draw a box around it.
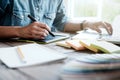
[0,43,66,68]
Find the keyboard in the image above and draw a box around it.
[100,36,120,44]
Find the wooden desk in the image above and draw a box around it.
[0,41,120,80]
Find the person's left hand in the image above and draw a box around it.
[83,21,113,35]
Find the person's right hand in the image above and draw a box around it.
[83,21,113,35]
[17,22,50,39]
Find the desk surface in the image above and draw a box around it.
[0,41,120,80]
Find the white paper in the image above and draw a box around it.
[0,43,66,68]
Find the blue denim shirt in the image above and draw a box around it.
[0,0,67,31]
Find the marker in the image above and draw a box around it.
[28,15,55,37]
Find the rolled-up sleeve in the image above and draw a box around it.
[53,0,68,31]
[0,0,10,18]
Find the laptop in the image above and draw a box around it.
[72,29,120,45]
[72,15,120,45]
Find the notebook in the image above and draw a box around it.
[0,43,66,68]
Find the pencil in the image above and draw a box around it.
[28,15,55,37]
[17,47,26,63]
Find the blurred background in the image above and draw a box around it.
[64,0,120,23]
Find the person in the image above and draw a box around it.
[0,0,113,39]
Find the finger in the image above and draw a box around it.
[30,33,46,39]
[104,22,113,35]
[32,30,48,37]
[38,28,49,35]
[37,22,51,31]
[101,22,113,35]
[32,25,49,35]
[39,32,47,37]
[44,24,51,31]
[89,25,102,34]
[31,34,45,39]
[93,27,102,34]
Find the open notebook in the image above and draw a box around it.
[0,43,66,68]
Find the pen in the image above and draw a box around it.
[28,15,55,37]
[17,47,26,63]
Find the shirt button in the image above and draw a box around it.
[36,7,39,11]
[21,15,24,19]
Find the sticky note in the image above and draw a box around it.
[66,40,85,50]
[80,40,99,53]
[56,41,71,48]
[91,41,120,53]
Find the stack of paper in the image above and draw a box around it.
[56,39,120,53]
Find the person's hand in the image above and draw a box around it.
[17,22,50,39]
[83,21,113,35]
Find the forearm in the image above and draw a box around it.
[64,21,113,35]
[63,22,83,33]
[0,26,20,38]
